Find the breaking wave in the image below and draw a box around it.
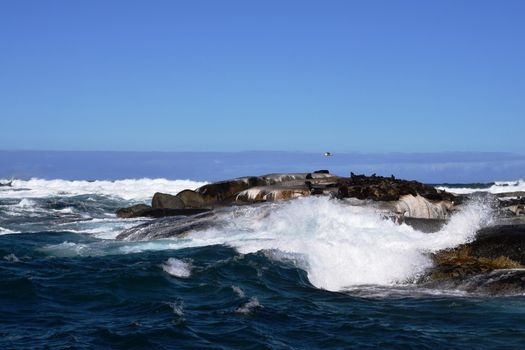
[1,176,495,292]
[205,197,493,291]
[437,179,525,194]
[52,196,493,292]
[0,178,207,201]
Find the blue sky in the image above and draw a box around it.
[1,0,524,153]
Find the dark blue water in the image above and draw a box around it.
[3,232,525,350]
[1,179,525,349]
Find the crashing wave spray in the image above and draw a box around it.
[184,196,494,291]
[42,196,494,292]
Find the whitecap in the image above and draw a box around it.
[437,178,525,194]
[232,285,245,298]
[3,253,20,262]
[0,227,18,235]
[162,258,192,278]
[16,198,38,208]
[235,297,262,314]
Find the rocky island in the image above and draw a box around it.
[116,170,525,295]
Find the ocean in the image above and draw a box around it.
[1,152,525,349]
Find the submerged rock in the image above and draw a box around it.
[424,269,525,296]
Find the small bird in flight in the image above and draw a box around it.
[324,152,332,157]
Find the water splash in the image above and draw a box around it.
[37,196,494,292]
[189,197,494,291]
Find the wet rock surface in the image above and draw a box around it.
[424,224,525,295]
[151,192,184,209]
[116,210,218,240]
[116,203,211,219]
[116,204,152,218]
[423,269,525,296]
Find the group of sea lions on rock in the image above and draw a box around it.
[115,170,525,295]
[117,171,457,220]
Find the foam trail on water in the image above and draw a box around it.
[0,227,18,235]
[0,178,208,201]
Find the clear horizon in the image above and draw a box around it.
[1,149,524,182]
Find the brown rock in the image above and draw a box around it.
[428,224,525,281]
[116,204,151,218]
[152,192,185,209]
[176,189,209,208]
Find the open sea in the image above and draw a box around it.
[1,151,525,349]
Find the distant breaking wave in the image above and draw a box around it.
[437,179,525,194]
[0,178,208,201]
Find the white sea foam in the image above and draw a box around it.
[53,207,75,214]
[0,227,18,235]
[232,285,245,298]
[3,253,20,262]
[437,179,525,194]
[36,196,493,292]
[167,301,184,316]
[235,297,262,314]
[162,258,192,278]
[0,178,208,201]
[54,217,150,240]
[17,198,38,208]
[164,196,488,291]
